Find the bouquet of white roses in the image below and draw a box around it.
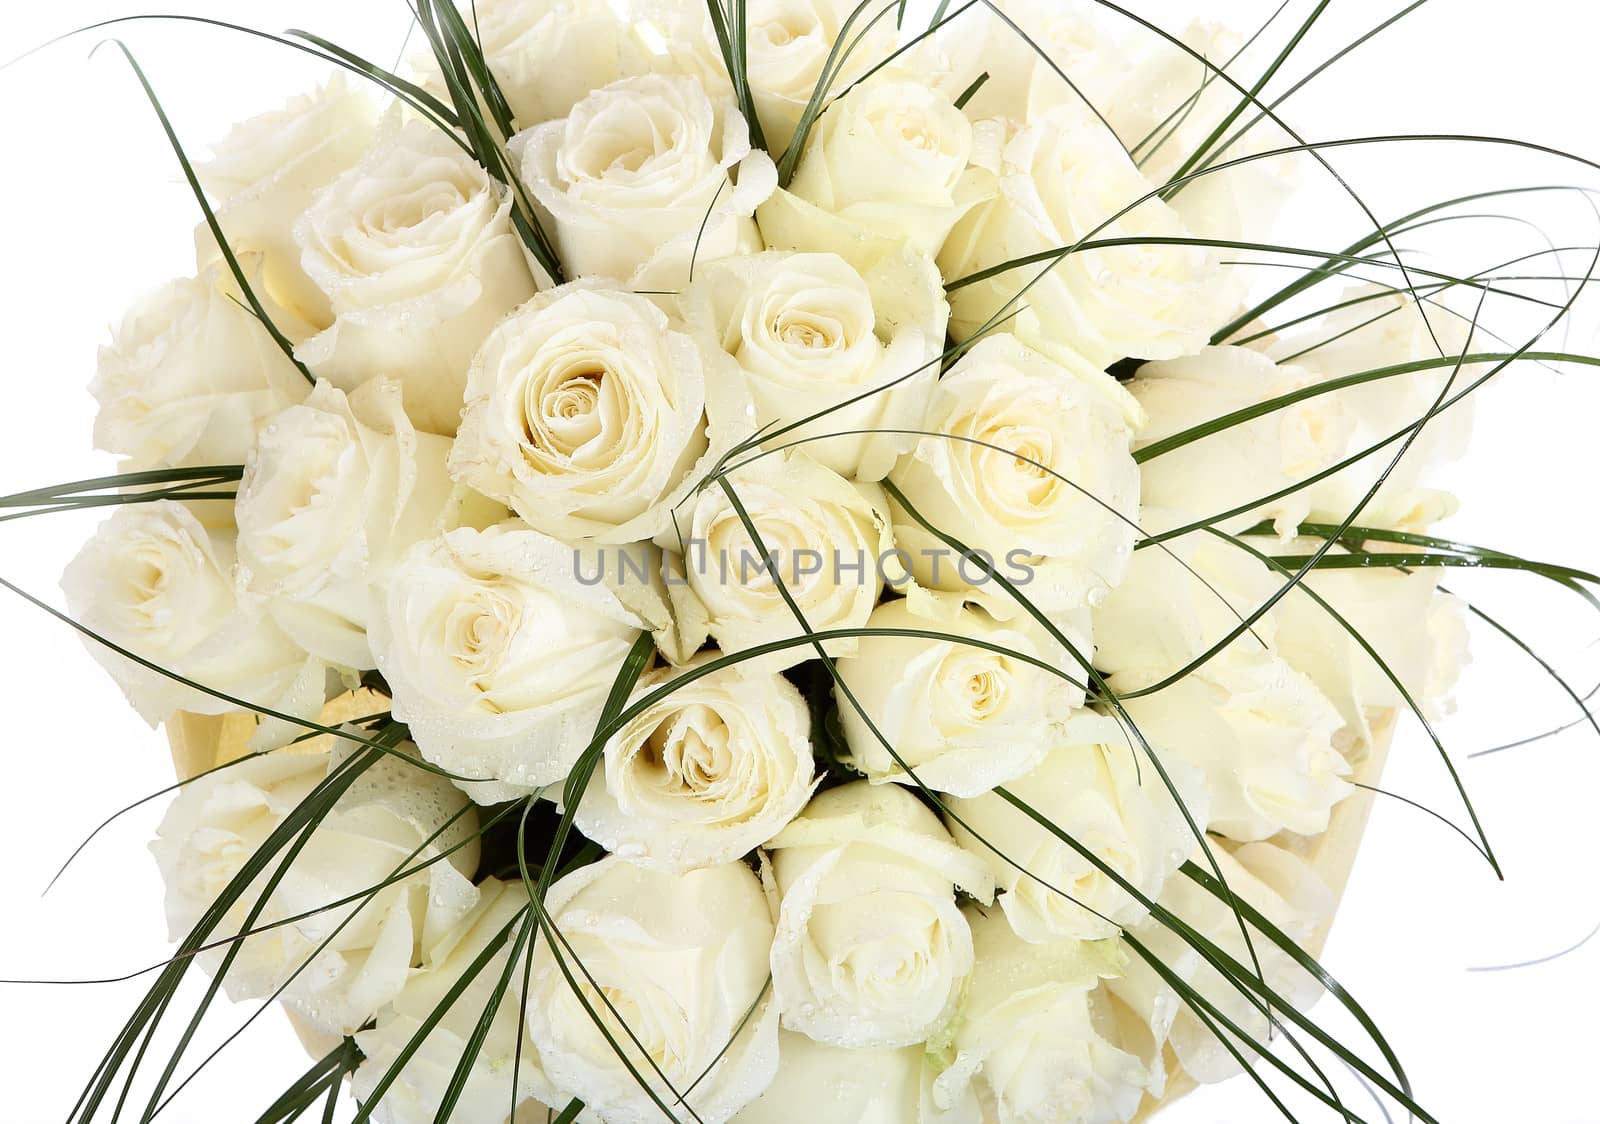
[14,0,1600,1121]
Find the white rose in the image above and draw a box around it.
[733,1030,980,1124]
[150,744,481,1036]
[1091,515,1282,680]
[946,712,1209,942]
[196,76,379,328]
[835,593,1087,797]
[767,782,994,1049]
[671,451,892,673]
[939,107,1232,370]
[933,908,1148,1124]
[681,248,947,480]
[1266,541,1470,758]
[236,380,497,669]
[90,267,309,474]
[758,80,979,265]
[60,501,324,731]
[744,0,897,155]
[515,74,776,288]
[295,118,538,436]
[524,857,778,1124]
[353,879,549,1124]
[1112,647,1353,842]
[1108,840,1332,1086]
[887,333,1142,610]
[573,657,819,871]
[371,523,646,803]
[1131,345,1357,536]
[1265,286,1483,529]
[450,282,743,544]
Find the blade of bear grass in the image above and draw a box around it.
[0,465,244,504]
[1453,592,1600,751]
[251,1043,353,1124]
[106,42,312,384]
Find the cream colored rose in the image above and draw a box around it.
[370,523,645,803]
[835,593,1087,797]
[524,857,779,1124]
[733,1030,981,1124]
[60,501,324,732]
[947,712,1209,942]
[353,879,549,1124]
[1267,541,1470,759]
[671,451,892,674]
[1108,840,1332,1085]
[1112,647,1353,842]
[515,74,776,287]
[295,118,537,436]
[759,80,978,266]
[1131,346,1356,536]
[681,248,947,480]
[90,267,309,474]
[574,657,818,870]
[1266,286,1483,529]
[744,0,897,155]
[767,783,994,1049]
[151,744,481,1037]
[887,333,1142,610]
[450,282,742,543]
[196,76,378,328]
[236,380,496,670]
[1091,516,1282,680]
[940,107,1232,370]
[932,909,1148,1124]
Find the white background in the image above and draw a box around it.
[1,1,1598,1121]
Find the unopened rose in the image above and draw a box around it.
[196,76,378,328]
[295,118,537,435]
[670,451,892,673]
[151,744,481,1036]
[91,267,309,474]
[515,74,776,288]
[940,106,1233,370]
[947,712,1209,942]
[767,783,994,1049]
[835,593,1087,796]
[371,523,645,803]
[61,501,324,732]
[235,380,496,669]
[887,333,1142,610]
[574,657,818,870]
[524,857,779,1124]
[681,248,947,480]
[451,282,744,544]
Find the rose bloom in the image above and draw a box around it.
[733,1030,979,1124]
[91,267,310,478]
[835,592,1088,796]
[940,106,1232,371]
[196,75,378,329]
[523,857,779,1124]
[669,451,892,674]
[515,74,775,288]
[152,744,481,1037]
[295,118,537,436]
[766,783,995,1049]
[370,523,645,803]
[60,501,324,735]
[758,80,980,268]
[451,282,744,544]
[933,908,1149,1124]
[887,333,1142,610]
[235,380,497,670]
[681,248,948,481]
[947,712,1209,942]
[574,656,817,870]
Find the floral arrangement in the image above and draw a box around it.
[12,0,1600,1122]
